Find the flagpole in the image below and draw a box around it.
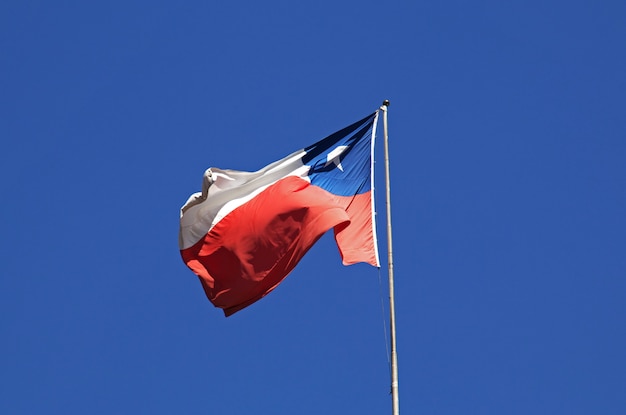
[381,100,399,415]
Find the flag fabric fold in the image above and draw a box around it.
[179,111,380,316]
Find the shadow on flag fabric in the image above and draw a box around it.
[179,111,380,316]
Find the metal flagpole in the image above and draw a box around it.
[380,100,399,415]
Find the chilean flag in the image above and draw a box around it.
[179,111,380,316]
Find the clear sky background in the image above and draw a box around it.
[2,1,625,414]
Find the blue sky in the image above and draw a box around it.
[2,1,625,414]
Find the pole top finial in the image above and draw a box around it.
[382,99,390,107]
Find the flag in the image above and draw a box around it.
[179,111,380,316]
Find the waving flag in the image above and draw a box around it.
[179,112,380,316]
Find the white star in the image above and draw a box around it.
[325,145,348,172]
